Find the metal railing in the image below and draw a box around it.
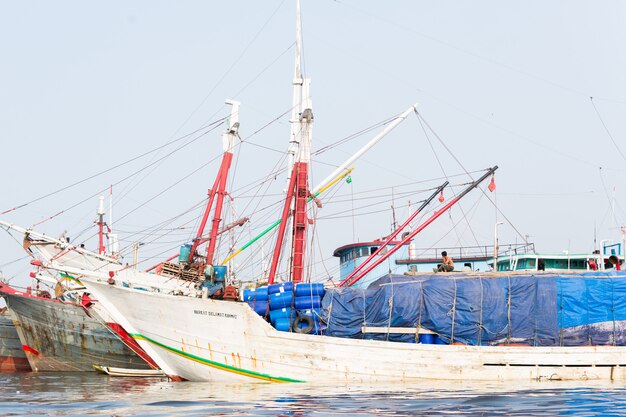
[401,242,535,261]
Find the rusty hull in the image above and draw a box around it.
[0,310,31,372]
[2,290,150,372]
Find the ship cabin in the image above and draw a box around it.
[333,239,409,287]
[491,241,625,272]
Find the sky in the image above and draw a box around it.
[1,1,625,290]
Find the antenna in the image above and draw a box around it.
[108,185,119,258]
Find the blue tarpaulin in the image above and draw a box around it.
[320,271,626,346]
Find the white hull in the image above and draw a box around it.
[93,365,165,377]
[81,278,626,383]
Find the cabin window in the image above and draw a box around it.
[370,247,377,255]
[409,265,417,272]
[351,247,371,258]
[517,258,536,269]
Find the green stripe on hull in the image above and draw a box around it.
[131,333,304,383]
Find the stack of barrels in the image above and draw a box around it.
[243,282,325,334]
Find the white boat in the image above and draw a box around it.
[93,365,166,377]
[10,1,626,385]
[75,274,626,382]
[59,1,626,384]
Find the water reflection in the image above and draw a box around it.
[1,373,626,416]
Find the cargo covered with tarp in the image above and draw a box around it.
[319,271,626,346]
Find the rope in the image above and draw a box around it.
[416,281,424,342]
[313,116,396,155]
[362,288,367,339]
[415,110,528,244]
[507,274,512,344]
[590,97,626,163]
[416,112,481,248]
[173,0,288,138]
[478,277,484,346]
[532,279,537,347]
[612,278,616,346]
[585,278,591,346]
[558,279,564,347]
[3,118,226,216]
[450,278,457,343]
[386,284,394,342]
[325,289,335,333]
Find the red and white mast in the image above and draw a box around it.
[268,0,313,284]
[187,100,241,266]
[96,196,106,255]
[107,185,119,258]
[95,187,118,258]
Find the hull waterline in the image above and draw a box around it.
[82,278,626,383]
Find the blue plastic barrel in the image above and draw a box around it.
[418,334,436,344]
[247,301,268,316]
[243,287,269,302]
[294,283,325,297]
[269,307,294,324]
[268,282,294,295]
[274,317,291,332]
[178,244,192,262]
[214,265,227,281]
[434,335,449,345]
[294,296,321,310]
[269,291,294,309]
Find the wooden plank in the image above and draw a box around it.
[361,326,435,335]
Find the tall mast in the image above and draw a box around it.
[108,185,119,258]
[268,0,313,284]
[286,0,305,182]
[96,196,106,255]
[187,100,240,266]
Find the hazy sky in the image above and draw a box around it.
[1,1,625,290]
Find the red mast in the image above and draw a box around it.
[267,110,313,285]
[187,100,240,266]
[267,1,313,285]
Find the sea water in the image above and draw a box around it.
[2,372,626,416]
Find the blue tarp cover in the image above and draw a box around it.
[320,271,626,346]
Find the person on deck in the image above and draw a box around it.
[436,251,454,272]
[587,259,598,271]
